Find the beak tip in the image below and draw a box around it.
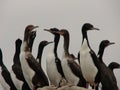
[33,26,39,30]
[44,29,49,31]
[95,28,100,30]
[35,26,39,28]
[48,41,54,44]
[112,42,115,44]
[91,27,100,31]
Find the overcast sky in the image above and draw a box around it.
[0,0,120,89]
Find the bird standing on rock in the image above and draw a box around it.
[44,28,67,87]
[11,31,36,90]
[20,25,49,90]
[53,29,86,87]
[79,23,100,89]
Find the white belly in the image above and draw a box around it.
[0,67,10,90]
[20,52,35,89]
[10,70,23,90]
[46,53,62,87]
[61,57,79,85]
[80,51,98,84]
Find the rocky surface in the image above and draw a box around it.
[37,84,94,90]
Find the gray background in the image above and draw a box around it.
[0,0,120,89]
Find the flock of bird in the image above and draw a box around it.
[0,23,120,90]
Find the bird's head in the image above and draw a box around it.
[25,25,39,35]
[44,28,59,35]
[100,40,115,49]
[82,23,99,33]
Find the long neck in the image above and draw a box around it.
[29,37,35,52]
[13,45,21,64]
[54,34,60,58]
[0,50,4,66]
[82,31,91,49]
[22,31,29,51]
[37,44,45,65]
[98,46,105,62]
[63,33,70,55]
[108,65,114,71]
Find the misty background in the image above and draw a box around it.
[0,0,120,89]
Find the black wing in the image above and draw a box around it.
[25,53,49,85]
[67,59,86,87]
[89,50,101,83]
[55,57,65,78]
[90,50,101,69]
[2,66,17,90]
[77,51,80,64]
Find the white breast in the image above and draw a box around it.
[46,52,62,87]
[61,54,79,85]
[20,51,35,89]
[10,70,23,90]
[80,39,98,84]
[0,67,10,90]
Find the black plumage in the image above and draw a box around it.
[79,23,101,89]
[0,48,17,90]
[97,40,119,90]
[53,29,86,87]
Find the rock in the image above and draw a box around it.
[58,85,93,90]
[37,85,57,90]
[37,84,94,90]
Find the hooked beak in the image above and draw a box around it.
[44,29,51,32]
[109,42,115,46]
[44,29,62,35]
[31,26,39,32]
[91,27,100,31]
[48,41,54,44]
[33,26,39,29]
